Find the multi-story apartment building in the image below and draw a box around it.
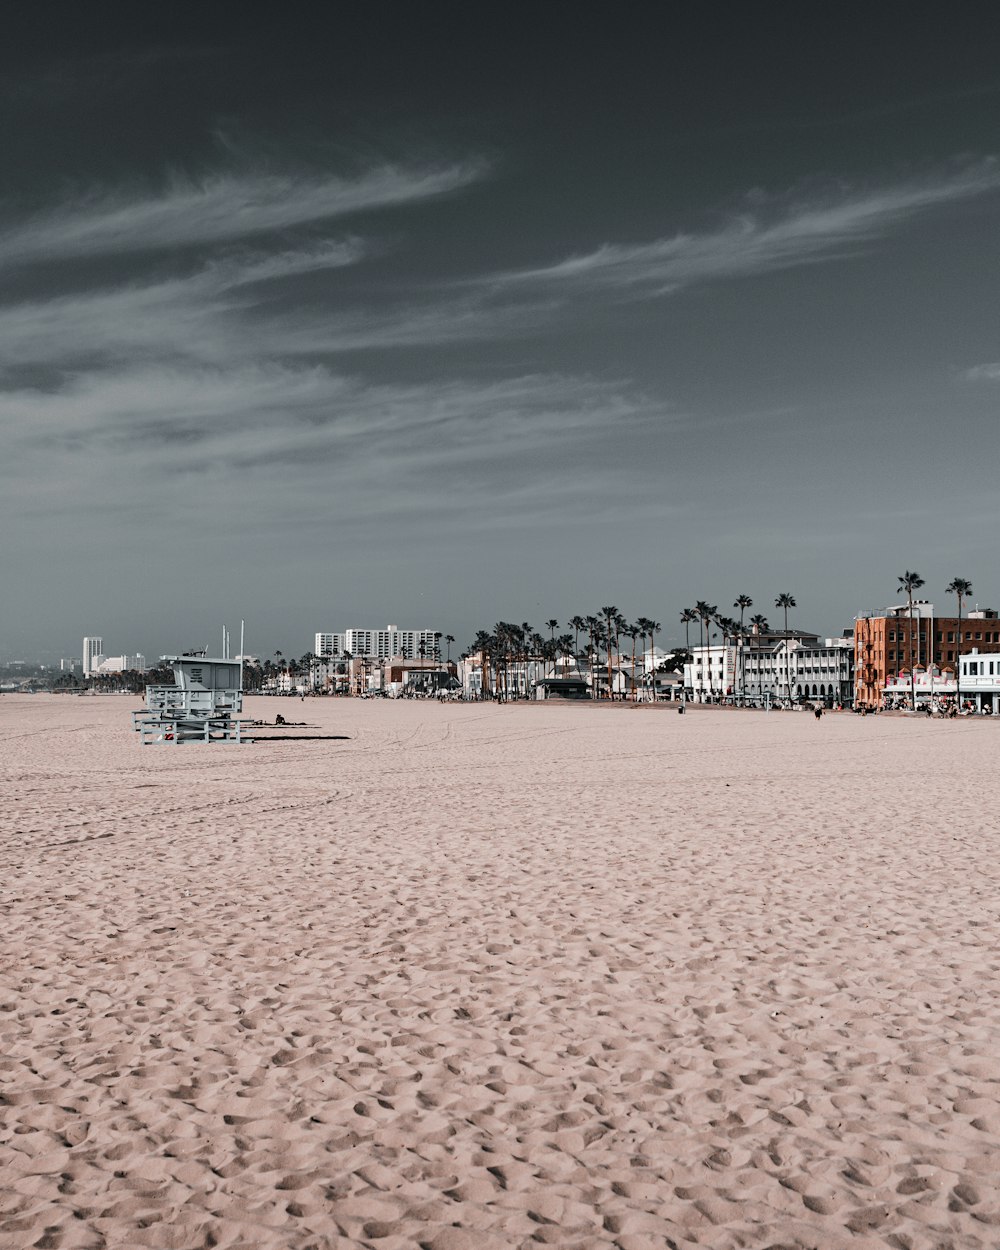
[342,626,439,661]
[958,648,1000,714]
[314,633,345,658]
[82,636,103,677]
[787,638,854,706]
[684,631,853,706]
[854,603,1000,708]
[93,654,146,674]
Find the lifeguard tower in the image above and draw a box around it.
[133,646,251,745]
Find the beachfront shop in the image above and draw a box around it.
[882,665,956,711]
[958,650,1000,713]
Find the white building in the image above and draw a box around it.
[785,638,854,705]
[343,626,439,661]
[94,654,146,674]
[314,633,345,658]
[685,643,734,701]
[958,648,1000,713]
[685,632,853,706]
[313,626,437,661]
[82,636,103,677]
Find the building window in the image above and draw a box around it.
[947,632,954,642]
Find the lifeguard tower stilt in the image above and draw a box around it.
[133,629,252,744]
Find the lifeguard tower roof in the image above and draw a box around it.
[160,656,241,691]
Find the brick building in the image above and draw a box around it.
[854,603,1000,708]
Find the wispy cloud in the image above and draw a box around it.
[0,266,545,372]
[0,161,484,266]
[490,162,1000,296]
[963,362,1000,381]
[3,363,659,528]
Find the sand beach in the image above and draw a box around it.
[2,693,999,1249]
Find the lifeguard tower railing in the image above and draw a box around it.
[133,654,251,745]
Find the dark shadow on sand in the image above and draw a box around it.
[252,733,352,742]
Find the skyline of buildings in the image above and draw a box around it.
[56,595,1000,711]
[81,636,146,677]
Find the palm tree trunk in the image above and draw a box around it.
[909,591,916,712]
[783,605,791,705]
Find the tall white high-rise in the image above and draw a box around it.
[342,626,438,660]
[82,636,103,677]
[314,633,345,657]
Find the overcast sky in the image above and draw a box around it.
[3,6,1000,661]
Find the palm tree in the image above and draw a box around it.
[734,594,753,704]
[746,614,768,700]
[626,623,640,700]
[445,634,455,663]
[471,629,493,698]
[715,613,738,698]
[679,609,697,699]
[601,606,618,700]
[648,617,662,675]
[557,634,575,674]
[645,618,662,700]
[896,572,924,711]
[584,616,600,698]
[945,577,972,710]
[546,619,559,642]
[612,611,628,699]
[634,616,654,697]
[694,601,715,700]
[774,593,796,705]
[680,608,696,652]
[569,615,586,662]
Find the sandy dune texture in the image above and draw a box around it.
[2,694,999,1250]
